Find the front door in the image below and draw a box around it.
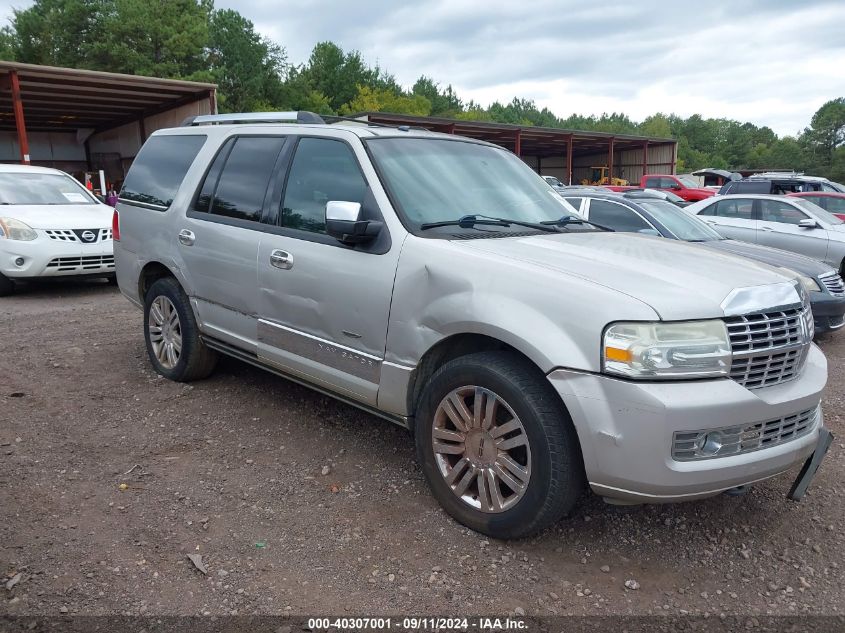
[756,198,830,262]
[256,136,402,406]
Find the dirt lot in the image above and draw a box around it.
[1,281,844,619]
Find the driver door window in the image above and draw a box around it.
[760,200,808,226]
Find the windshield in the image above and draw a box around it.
[826,181,845,193]
[792,197,844,225]
[677,176,700,188]
[637,200,723,241]
[543,176,562,187]
[366,138,579,230]
[0,172,96,205]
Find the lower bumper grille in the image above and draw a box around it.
[672,406,819,461]
[45,255,115,272]
[819,271,845,296]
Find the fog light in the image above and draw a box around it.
[14,257,24,266]
[701,431,723,456]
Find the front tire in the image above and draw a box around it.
[0,273,14,297]
[415,351,584,539]
[143,277,217,381]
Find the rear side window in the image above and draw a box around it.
[120,135,206,210]
[194,136,285,223]
[588,199,652,232]
[281,138,367,234]
[644,177,660,188]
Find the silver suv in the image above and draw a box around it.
[114,112,832,539]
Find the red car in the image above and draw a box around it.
[639,174,715,202]
[788,192,845,221]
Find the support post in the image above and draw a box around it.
[444,123,455,134]
[566,134,573,185]
[514,130,521,157]
[10,70,30,165]
[607,137,615,185]
[138,117,147,143]
[208,88,217,115]
[669,142,676,175]
[641,140,649,180]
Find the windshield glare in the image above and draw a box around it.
[793,197,844,225]
[637,200,723,241]
[0,172,96,205]
[366,138,579,229]
[677,176,700,188]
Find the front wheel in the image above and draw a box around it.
[415,351,584,539]
[0,273,13,297]
[143,277,217,381]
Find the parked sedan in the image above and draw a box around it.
[788,192,845,220]
[685,194,845,275]
[0,165,114,295]
[565,191,845,332]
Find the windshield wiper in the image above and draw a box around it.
[420,214,557,233]
[541,216,614,231]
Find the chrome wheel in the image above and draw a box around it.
[148,295,182,370]
[432,386,531,513]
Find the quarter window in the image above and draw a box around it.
[281,138,366,234]
[121,135,206,209]
[203,136,286,222]
[588,200,652,232]
[760,200,808,225]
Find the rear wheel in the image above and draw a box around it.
[415,351,584,539]
[0,273,14,297]
[143,277,217,381]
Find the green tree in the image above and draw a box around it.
[89,0,210,77]
[639,113,672,138]
[302,42,372,111]
[806,98,845,165]
[339,85,431,116]
[10,0,105,67]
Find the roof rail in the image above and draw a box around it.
[181,111,325,126]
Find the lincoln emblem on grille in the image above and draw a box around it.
[81,230,96,242]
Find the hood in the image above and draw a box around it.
[458,232,798,320]
[0,204,113,230]
[703,239,833,278]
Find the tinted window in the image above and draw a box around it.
[760,199,807,225]
[281,138,366,234]
[644,177,660,188]
[729,181,770,195]
[714,199,755,219]
[588,199,652,232]
[564,197,583,210]
[121,135,206,209]
[194,138,234,213]
[206,137,285,222]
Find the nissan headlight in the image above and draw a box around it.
[0,217,37,241]
[603,320,732,379]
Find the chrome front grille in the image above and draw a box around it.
[44,228,112,243]
[672,406,819,461]
[819,271,845,297]
[724,306,811,389]
[45,255,115,271]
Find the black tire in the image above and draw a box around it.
[143,276,217,381]
[0,273,14,297]
[415,351,584,539]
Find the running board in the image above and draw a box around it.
[201,336,411,430]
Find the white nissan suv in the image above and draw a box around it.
[0,164,115,296]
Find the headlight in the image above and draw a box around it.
[796,274,820,293]
[603,320,732,379]
[0,217,37,241]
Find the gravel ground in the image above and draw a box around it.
[1,281,843,618]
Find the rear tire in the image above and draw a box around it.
[415,351,584,539]
[143,277,217,381]
[0,273,14,297]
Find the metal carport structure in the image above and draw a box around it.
[358,112,678,185]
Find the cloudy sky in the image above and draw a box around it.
[1,0,844,135]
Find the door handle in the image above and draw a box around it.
[178,229,195,246]
[760,226,774,231]
[270,249,294,270]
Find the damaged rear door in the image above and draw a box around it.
[255,134,402,406]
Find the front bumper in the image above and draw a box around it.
[1,234,113,279]
[548,344,827,504]
[809,290,845,333]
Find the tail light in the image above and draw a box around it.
[112,209,120,241]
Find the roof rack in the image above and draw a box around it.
[182,111,325,126]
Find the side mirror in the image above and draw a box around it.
[325,201,382,245]
[798,218,819,229]
[638,228,661,236]
[670,183,682,190]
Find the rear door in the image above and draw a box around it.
[756,198,829,262]
[695,197,759,243]
[179,135,288,351]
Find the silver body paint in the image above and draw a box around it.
[116,123,827,505]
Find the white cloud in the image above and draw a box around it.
[1,0,844,135]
